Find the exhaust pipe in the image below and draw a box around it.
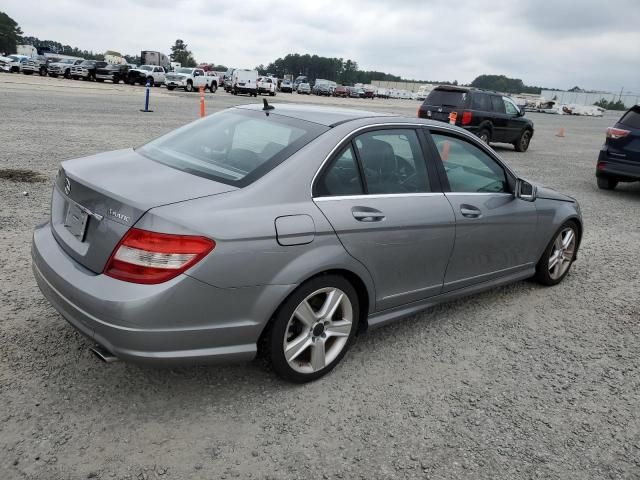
[90,344,119,363]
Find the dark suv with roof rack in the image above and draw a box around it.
[418,86,535,152]
[596,104,640,190]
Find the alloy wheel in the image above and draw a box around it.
[548,227,576,280]
[283,287,353,374]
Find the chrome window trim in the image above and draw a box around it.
[311,122,430,198]
[314,192,445,202]
[445,192,513,197]
[310,121,518,199]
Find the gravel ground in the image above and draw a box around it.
[1,75,639,480]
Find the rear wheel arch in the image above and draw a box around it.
[258,268,371,351]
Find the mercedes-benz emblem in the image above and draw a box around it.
[64,177,71,196]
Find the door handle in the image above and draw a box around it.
[460,204,482,218]
[352,207,385,222]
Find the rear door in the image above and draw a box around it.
[314,128,456,311]
[426,129,538,292]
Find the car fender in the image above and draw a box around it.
[533,198,582,261]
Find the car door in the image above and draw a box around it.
[426,129,538,292]
[313,128,456,311]
[153,66,165,83]
[489,95,508,142]
[194,69,206,88]
[503,97,523,142]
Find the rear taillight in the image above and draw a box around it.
[104,228,215,284]
[606,127,630,140]
[461,111,473,126]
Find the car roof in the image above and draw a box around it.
[235,103,396,126]
[434,85,505,96]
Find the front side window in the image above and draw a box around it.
[503,98,519,115]
[316,145,364,196]
[431,133,508,193]
[138,110,328,186]
[354,130,430,194]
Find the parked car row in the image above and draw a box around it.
[0,55,223,93]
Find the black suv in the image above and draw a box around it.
[596,105,640,190]
[418,86,534,152]
[95,63,130,84]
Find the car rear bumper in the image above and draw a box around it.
[32,221,292,366]
[597,148,640,180]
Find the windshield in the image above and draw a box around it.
[175,68,193,74]
[138,109,328,186]
[425,89,467,107]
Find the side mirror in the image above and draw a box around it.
[516,178,536,202]
[518,108,525,117]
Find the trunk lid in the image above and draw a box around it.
[51,148,236,273]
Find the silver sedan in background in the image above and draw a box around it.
[32,103,582,382]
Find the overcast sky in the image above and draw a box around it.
[5,0,640,92]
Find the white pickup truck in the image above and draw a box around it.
[127,65,166,86]
[257,76,277,96]
[164,67,218,93]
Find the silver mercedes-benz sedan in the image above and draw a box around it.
[32,103,582,382]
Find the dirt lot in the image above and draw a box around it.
[1,74,639,480]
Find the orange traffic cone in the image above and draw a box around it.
[556,128,565,138]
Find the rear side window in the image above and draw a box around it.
[138,109,328,187]
[490,96,505,113]
[316,146,364,196]
[424,89,466,108]
[619,107,640,129]
[471,93,491,111]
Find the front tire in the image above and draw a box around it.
[534,221,579,286]
[267,275,359,383]
[514,129,532,152]
[597,176,618,190]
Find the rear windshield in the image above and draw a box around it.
[619,107,640,129]
[138,109,328,187]
[424,89,467,107]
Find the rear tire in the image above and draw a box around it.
[209,82,217,93]
[266,275,359,383]
[478,128,491,144]
[185,81,193,92]
[534,221,579,286]
[514,129,532,152]
[597,176,618,190]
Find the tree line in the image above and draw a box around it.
[256,53,406,85]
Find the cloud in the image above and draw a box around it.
[3,0,639,92]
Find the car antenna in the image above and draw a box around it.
[263,98,275,112]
